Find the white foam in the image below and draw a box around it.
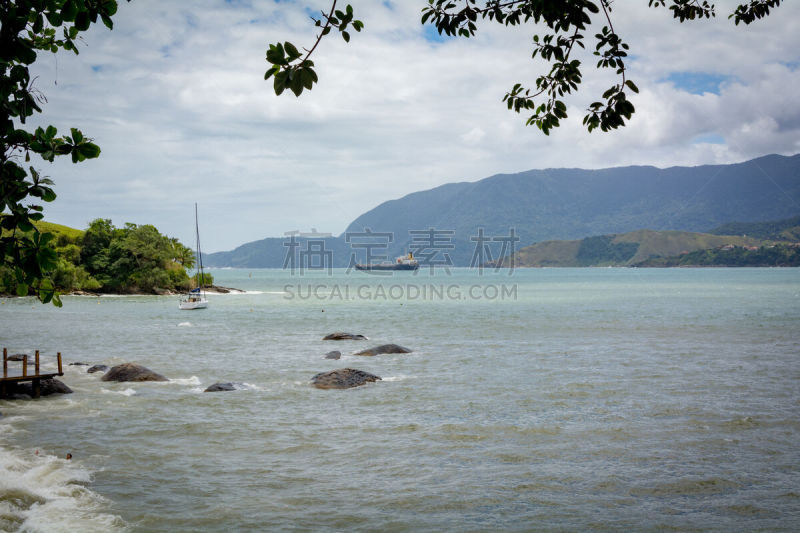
[100,388,136,397]
[166,376,201,386]
[381,375,413,382]
[178,322,192,327]
[0,446,126,532]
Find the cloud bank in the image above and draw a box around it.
[25,1,800,251]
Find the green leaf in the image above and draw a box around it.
[75,11,91,31]
[62,0,78,22]
[290,73,304,96]
[284,42,300,60]
[42,188,57,202]
[78,142,101,159]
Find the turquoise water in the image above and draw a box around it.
[1,268,799,531]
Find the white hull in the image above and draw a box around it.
[179,297,208,310]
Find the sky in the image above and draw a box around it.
[25,0,800,253]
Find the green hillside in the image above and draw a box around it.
[500,229,763,267]
[636,244,800,267]
[33,220,84,241]
[707,215,800,242]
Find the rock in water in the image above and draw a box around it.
[87,364,108,374]
[354,344,412,356]
[7,353,26,361]
[323,332,367,341]
[40,378,73,395]
[101,363,168,382]
[311,368,381,389]
[13,378,73,397]
[204,382,237,392]
[324,351,342,360]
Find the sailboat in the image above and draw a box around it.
[179,203,209,310]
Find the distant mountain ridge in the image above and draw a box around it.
[206,153,800,267]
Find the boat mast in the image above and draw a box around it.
[195,203,205,290]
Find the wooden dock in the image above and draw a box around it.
[1,347,64,398]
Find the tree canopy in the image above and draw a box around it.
[0,218,197,296]
[1,0,121,305]
[266,0,782,134]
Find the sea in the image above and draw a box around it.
[1,267,799,532]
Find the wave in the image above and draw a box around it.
[101,388,137,397]
[381,375,413,382]
[177,322,192,327]
[165,376,201,386]
[0,442,126,532]
[212,290,259,295]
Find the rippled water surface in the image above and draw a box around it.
[2,268,799,531]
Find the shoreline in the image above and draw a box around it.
[0,285,247,299]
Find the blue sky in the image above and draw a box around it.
[664,72,733,95]
[25,1,800,252]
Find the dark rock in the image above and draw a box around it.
[354,344,412,356]
[69,362,89,366]
[324,350,342,360]
[7,353,26,361]
[204,382,236,392]
[311,368,381,390]
[152,287,176,296]
[323,332,367,341]
[87,364,108,374]
[101,363,168,382]
[207,285,231,294]
[14,378,73,397]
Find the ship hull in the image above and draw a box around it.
[354,263,419,271]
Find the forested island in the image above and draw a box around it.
[0,220,211,296]
[634,243,800,267]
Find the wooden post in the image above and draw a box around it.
[35,350,40,376]
[57,352,63,375]
[3,347,6,379]
[22,354,27,377]
[32,378,41,399]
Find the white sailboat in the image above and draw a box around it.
[179,204,209,310]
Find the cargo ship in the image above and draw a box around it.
[355,252,419,271]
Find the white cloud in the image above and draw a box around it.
[22,0,800,251]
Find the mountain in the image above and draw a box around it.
[205,153,800,267]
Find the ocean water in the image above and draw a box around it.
[1,267,799,532]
